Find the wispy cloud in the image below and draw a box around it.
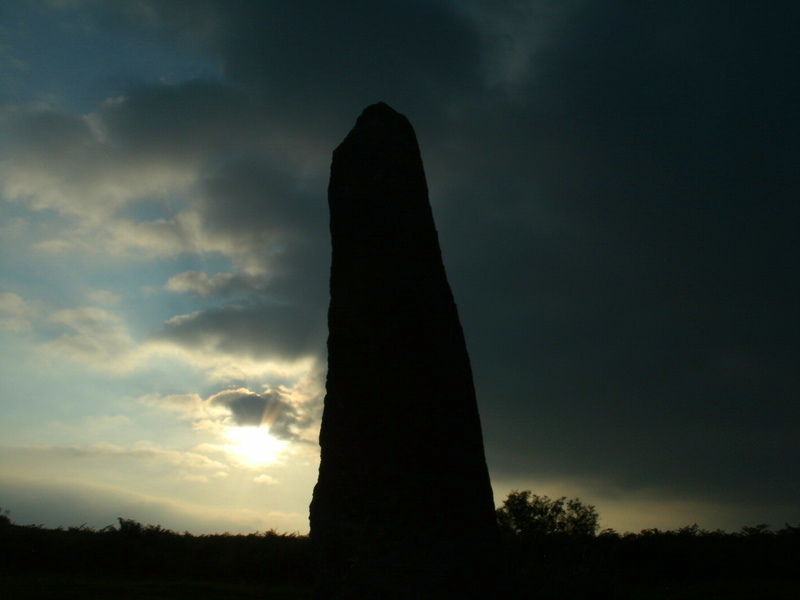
[44,307,136,364]
[165,270,266,299]
[0,292,39,332]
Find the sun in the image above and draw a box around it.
[224,426,285,466]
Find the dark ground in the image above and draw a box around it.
[2,518,799,599]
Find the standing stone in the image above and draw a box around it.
[310,103,499,599]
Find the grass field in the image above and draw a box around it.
[628,578,800,600]
[0,574,313,600]
[4,573,800,600]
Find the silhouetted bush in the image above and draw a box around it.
[496,490,600,538]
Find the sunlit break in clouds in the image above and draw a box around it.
[224,426,287,468]
[0,1,798,535]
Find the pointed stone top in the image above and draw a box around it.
[364,102,397,113]
[336,102,418,160]
[353,102,410,129]
[361,101,397,115]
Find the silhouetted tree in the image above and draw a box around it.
[740,523,772,536]
[496,490,600,537]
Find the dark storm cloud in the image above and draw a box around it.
[2,63,328,286]
[95,0,482,138]
[436,1,800,509]
[219,0,480,117]
[196,154,331,295]
[2,107,90,158]
[95,77,331,288]
[210,388,308,440]
[97,78,265,159]
[0,77,264,215]
[199,156,325,243]
[152,299,324,363]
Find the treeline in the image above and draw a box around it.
[0,515,311,587]
[494,490,800,598]
[2,500,800,599]
[499,522,800,598]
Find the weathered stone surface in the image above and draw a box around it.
[310,102,499,599]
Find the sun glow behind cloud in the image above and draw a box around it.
[224,426,286,467]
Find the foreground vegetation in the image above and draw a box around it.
[0,512,311,599]
[2,494,799,599]
[495,491,800,598]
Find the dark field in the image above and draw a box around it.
[2,517,799,599]
[0,574,311,600]
[3,572,799,600]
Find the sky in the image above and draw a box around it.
[0,0,798,535]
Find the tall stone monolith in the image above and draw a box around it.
[310,103,499,599]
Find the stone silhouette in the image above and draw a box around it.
[310,103,499,598]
